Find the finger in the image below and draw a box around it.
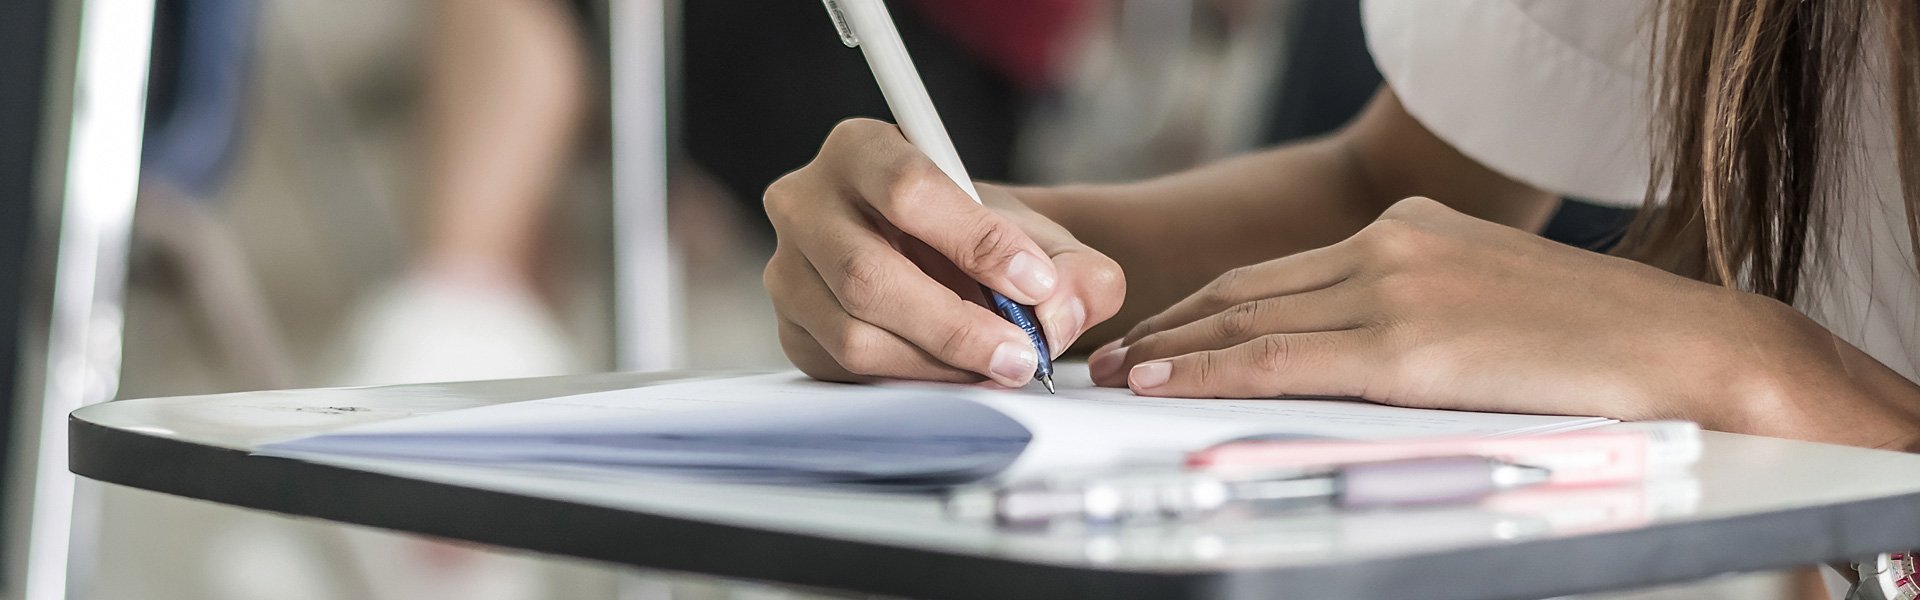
[898,209,1125,357]
[837,123,1059,304]
[1126,331,1378,399]
[778,320,863,383]
[1120,285,1363,371]
[770,260,982,384]
[1014,208,1125,354]
[785,212,1041,386]
[1034,248,1125,356]
[777,321,980,384]
[1124,243,1354,345]
[1087,338,1128,386]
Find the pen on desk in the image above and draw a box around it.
[822,0,1055,393]
[956,456,1552,527]
[1190,421,1704,486]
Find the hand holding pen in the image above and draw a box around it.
[760,1,1124,389]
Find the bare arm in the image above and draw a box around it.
[760,72,1920,457]
[760,87,1556,386]
[1017,88,1558,345]
[420,0,587,280]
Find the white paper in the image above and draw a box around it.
[907,364,1614,478]
[261,364,1614,485]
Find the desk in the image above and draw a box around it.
[70,371,1920,599]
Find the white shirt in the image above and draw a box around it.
[1363,0,1920,381]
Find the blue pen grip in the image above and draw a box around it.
[984,287,1053,379]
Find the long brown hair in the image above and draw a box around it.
[1617,0,1920,304]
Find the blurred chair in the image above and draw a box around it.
[137,0,296,392]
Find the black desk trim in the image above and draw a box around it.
[72,416,1920,600]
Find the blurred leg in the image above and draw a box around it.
[333,6,596,597]
[328,0,591,388]
[419,0,586,284]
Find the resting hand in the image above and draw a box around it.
[1089,197,1818,426]
[764,119,1125,387]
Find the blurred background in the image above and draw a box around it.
[0,0,1772,598]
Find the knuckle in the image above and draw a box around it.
[1252,335,1295,372]
[1200,267,1250,310]
[783,336,853,383]
[935,321,986,362]
[1360,218,1427,264]
[761,254,790,300]
[959,216,1024,274]
[761,173,803,220]
[832,324,889,376]
[1214,302,1261,341]
[826,117,888,147]
[832,253,892,316]
[1191,351,1221,387]
[1383,195,1443,218]
[778,322,844,376]
[881,160,947,213]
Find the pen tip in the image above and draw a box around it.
[1040,375,1056,394]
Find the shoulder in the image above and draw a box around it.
[1362,0,1659,206]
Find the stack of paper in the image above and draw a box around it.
[261,364,1615,487]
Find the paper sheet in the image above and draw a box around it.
[262,364,1613,485]
[912,364,1612,478]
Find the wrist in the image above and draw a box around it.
[1709,294,1920,451]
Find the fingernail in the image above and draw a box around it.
[990,342,1039,385]
[1041,298,1087,357]
[1129,361,1171,390]
[1089,343,1128,381]
[1005,253,1057,301]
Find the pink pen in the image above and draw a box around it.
[1187,421,1701,488]
[976,455,1551,527]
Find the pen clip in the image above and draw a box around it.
[821,0,860,47]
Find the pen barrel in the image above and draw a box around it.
[838,0,982,204]
[985,288,1053,377]
[1336,456,1511,508]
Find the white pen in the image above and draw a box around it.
[821,0,1056,392]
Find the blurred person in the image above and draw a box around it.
[323,0,592,388]
[318,2,599,600]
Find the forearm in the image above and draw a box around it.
[1009,89,1559,347]
[1014,137,1387,342]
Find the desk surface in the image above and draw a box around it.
[71,371,1920,600]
